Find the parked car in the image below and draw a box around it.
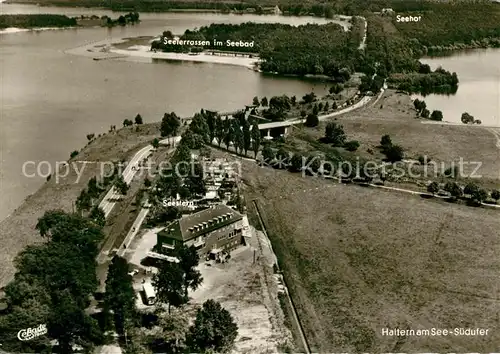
[128,269,139,277]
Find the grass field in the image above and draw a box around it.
[242,160,500,352]
[286,90,500,188]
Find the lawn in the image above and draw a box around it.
[242,160,500,352]
[287,90,500,187]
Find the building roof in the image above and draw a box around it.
[158,204,242,242]
[143,281,156,298]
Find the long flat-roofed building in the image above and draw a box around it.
[156,204,244,259]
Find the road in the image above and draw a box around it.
[98,136,181,217]
[97,136,181,264]
[357,16,367,50]
[116,200,151,258]
[257,95,374,131]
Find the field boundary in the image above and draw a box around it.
[251,199,311,354]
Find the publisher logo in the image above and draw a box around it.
[17,324,47,341]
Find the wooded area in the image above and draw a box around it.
[0,14,77,28]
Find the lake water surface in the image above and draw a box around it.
[0,5,334,221]
[417,49,500,126]
[1,4,499,221]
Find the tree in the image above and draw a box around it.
[189,112,210,144]
[115,176,129,195]
[153,262,185,313]
[123,119,133,127]
[86,133,95,141]
[36,210,70,238]
[444,181,462,200]
[0,278,52,353]
[305,113,319,127]
[324,122,346,146]
[151,138,160,149]
[161,112,181,138]
[7,211,105,352]
[242,120,251,155]
[135,189,144,206]
[302,92,316,104]
[48,289,102,353]
[262,145,274,161]
[491,190,500,203]
[154,311,189,353]
[89,206,106,227]
[463,182,479,197]
[461,112,474,124]
[76,189,92,212]
[470,188,488,205]
[233,124,244,154]
[251,123,261,158]
[70,150,79,159]
[380,134,392,148]
[104,256,136,335]
[443,166,459,179]
[117,15,126,25]
[204,110,217,143]
[430,110,443,121]
[329,83,343,95]
[420,108,430,118]
[289,154,303,172]
[181,129,204,150]
[324,102,330,111]
[223,120,234,150]
[215,115,224,147]
[269,95,291,112]
[413,98,426,113]
[427,181,439,195]
[172,141,191,166]
[175,245,203,299]
[300,110,307,118]
[260,96,268,107]
[135,114,143,124]
[144,178,152,188]
[187,300,238,353]
[252,96,260,106]
[344,140,360,151]
[384,144,404,162]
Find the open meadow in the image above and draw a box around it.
[242,160,500,352]
[288,90,500,186]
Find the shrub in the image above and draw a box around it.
[344,140,360,151]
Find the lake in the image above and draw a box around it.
[1,4,499,222]
[416,49,500,126]
[0,4,335,221]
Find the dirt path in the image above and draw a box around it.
[189,227,294,353]
[486,127,500,149]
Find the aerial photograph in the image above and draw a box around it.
[0,0,499,352]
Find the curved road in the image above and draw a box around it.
[98,136,181,218]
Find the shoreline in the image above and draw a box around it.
[420,120,500,128]
[66,39,261,69]
[111,46,259,69]
[0,25,77,34]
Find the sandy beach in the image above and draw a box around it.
[111,45,259,69]
[0,26,76,35]
[65,38,261,69]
